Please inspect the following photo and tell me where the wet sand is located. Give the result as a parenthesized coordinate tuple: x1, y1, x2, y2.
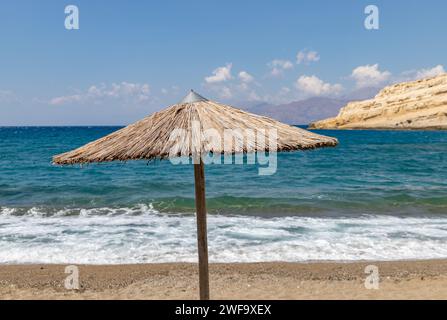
(1, 260, 447, 299)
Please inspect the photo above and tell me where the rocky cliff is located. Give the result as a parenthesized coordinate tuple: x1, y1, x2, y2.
(309, 74, 447, 130)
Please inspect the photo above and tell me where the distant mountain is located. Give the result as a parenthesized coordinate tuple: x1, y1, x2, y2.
(240, 101, 275, 114)
(234, 89, 382, 125)
(246, 97, 349, 125)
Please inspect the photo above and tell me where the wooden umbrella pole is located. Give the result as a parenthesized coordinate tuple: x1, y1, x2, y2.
(194, 158, 210, 300)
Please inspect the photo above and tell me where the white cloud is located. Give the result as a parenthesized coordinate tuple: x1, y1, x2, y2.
(0, 90, 19, 103)
(295, 75, 343, 96)
(205, 63, 233, 84)
(0, 90, 13, 97)
(161, 85, 179, 95)
(296, 50, 320, 64)
(50, 82, 151, 105)
(271, 59, 293, 69)
(50, 94, 83, 105)
(247, 90, 260, 101)
(395, 65, 445, 83)
(237, 71, 257, 92)
(238, 71, 254, 83)
(351, 64, 391, 88)
(268, 59, 293, 77)
(279, 87, 291, 95)
(414, 65, 445, 80)
(204, 66, 261, 102)
(219, 86, 233, 99)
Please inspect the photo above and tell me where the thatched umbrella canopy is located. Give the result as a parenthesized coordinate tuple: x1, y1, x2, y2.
(53, 90, 338, 299)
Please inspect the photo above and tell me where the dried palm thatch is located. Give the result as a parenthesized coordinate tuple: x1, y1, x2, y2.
(53, 91, 338, 164)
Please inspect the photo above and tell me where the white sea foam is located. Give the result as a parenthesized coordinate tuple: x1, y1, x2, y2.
(1, 205, 447, 264)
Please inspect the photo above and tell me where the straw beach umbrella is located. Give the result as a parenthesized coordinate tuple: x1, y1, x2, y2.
(53, 90, 338, 299)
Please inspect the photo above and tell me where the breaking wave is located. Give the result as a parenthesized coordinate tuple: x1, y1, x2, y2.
(1, 204, 447, 264)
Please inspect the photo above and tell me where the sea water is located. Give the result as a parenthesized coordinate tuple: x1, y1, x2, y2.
(1, 126, 447, 264)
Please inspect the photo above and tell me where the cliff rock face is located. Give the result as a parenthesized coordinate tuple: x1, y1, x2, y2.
(309, 74, 447, 130)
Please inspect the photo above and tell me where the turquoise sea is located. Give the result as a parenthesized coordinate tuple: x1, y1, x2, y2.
(1, 126, 447, 263)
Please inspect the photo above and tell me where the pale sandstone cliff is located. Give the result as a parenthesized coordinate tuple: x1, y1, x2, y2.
(309, 73, 447, 130)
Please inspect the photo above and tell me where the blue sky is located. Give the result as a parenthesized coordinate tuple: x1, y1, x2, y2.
(0, 0, 446, 125)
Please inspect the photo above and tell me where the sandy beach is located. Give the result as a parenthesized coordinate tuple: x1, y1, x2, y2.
(0, 260, 446, 300)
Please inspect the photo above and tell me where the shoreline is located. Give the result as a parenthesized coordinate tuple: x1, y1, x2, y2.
(1, 259, 446, 299)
